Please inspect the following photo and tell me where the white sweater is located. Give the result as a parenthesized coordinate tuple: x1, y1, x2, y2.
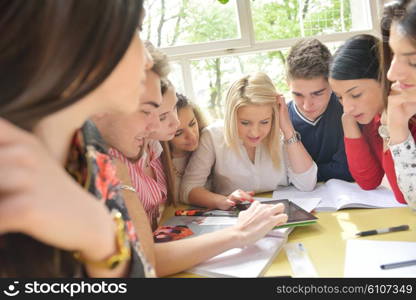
(180, 122, 317, 203)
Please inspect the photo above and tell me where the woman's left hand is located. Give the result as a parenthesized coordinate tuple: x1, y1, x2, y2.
(276, 94, 295, 138)
(388, 82, 416, 127)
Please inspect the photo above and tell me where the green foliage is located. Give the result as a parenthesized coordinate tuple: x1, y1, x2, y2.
(253, 1, 301, 41)
(183, 4, 237, 43)
(217, 0, 229, 3)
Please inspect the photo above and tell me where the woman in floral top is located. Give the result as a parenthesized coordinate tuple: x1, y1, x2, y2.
(0, 0, 156, 277)
(381, 0, 416, 211)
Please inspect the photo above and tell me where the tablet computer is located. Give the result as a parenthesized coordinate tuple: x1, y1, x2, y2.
(236, 199, 318, 229)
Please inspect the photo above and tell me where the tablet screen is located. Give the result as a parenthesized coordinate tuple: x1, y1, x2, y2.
(238, 199, 317, 225)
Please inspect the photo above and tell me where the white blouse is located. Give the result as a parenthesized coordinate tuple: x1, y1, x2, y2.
(180, 122, 317, 203)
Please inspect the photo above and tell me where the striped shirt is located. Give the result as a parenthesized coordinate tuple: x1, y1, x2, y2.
(109, 140, 167, 231)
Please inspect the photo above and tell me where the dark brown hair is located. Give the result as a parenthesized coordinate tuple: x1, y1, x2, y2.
(0, 0, 144, 130)
(330, 34, 381, 81)
(380, 0, 415, 108)
(0, 0, 144, 277)
(286, 38, 332, 80)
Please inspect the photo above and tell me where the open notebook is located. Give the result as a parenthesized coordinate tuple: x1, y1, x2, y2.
(272, 179, 405, 211)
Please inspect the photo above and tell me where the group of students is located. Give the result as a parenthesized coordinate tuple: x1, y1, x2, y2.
(0, 0, 415, 278)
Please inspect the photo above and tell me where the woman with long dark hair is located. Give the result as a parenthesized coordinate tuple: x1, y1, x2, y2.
(328, 34, 412, 206)
(380, 0, 416, 210)
(0, 0, 157, 277)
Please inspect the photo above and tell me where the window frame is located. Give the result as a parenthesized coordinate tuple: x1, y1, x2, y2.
(156, 0, 384, 103)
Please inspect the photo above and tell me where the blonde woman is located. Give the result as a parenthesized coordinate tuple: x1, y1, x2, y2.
(181, 72, 317, 210)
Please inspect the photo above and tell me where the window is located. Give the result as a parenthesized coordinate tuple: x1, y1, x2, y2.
(144, 0, 239, 48)
(145, 0, 382, 121)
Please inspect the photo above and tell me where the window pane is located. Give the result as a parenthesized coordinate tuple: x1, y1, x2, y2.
(252, 0, 371, 41)
(143, 0, 240, 48)
(189, 42, 343, 121)
(168, 62, 185, 94)
(190, 51, 287, 121)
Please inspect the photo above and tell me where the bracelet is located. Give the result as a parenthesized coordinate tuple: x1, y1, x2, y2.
(119, 184, 136, 193)
(283, 131, 301, 145)
(73, 210, 131, 270)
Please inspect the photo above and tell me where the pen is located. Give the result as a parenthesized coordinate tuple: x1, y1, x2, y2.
(380, 259, 416, 270)
(355, 224, 409, 237)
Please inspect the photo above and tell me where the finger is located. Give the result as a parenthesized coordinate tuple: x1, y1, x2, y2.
(0, 195, 26, 233)
(224, 199, 236, 209)
(0, 143, 36, 167)
(0, 118, 33, 145)
(390, 81, 401, 93)
(244, 200, 260, 213)
(272, 213, 288, 227)
(0, 165, 32, 192)
(269, 203, 285, 214)
(238, 190, 254, 201)
(227, 196, 242, 204)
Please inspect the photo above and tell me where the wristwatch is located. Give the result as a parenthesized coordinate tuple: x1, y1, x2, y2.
(73, 210, 131, 270)
(283, 131, 301, 145)
(378, 124, 390, 144)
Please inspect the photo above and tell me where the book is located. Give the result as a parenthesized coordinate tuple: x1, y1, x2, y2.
(272, 179, 405, 212)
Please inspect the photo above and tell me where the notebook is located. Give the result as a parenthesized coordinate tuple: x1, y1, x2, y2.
(272, 179, 405, 211)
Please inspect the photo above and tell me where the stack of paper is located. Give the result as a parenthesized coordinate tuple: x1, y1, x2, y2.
(189, 236, 287, 278)
(163, 214, 291, 277)
(344, 240, 416, 277)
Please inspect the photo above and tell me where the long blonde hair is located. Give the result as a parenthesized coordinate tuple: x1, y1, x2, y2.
(224, 72, 281, 169)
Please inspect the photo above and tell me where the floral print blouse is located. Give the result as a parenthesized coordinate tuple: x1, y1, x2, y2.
(389, 133, 416, 211)
(66, 120, 155, 277)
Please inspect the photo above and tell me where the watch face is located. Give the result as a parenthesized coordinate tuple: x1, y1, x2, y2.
(378, 125, 389, 139)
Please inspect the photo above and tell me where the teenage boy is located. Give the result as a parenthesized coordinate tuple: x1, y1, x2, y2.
(286, 38, 353, 182)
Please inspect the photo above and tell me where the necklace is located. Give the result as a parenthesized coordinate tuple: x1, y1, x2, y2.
(172, 164, 184, 178)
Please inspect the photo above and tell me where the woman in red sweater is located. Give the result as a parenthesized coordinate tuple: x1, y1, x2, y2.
(328, 34, 410, 204)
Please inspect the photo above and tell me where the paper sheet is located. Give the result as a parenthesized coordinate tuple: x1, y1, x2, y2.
(189, 236, 286, 277)
(344, 240, 416, 277)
